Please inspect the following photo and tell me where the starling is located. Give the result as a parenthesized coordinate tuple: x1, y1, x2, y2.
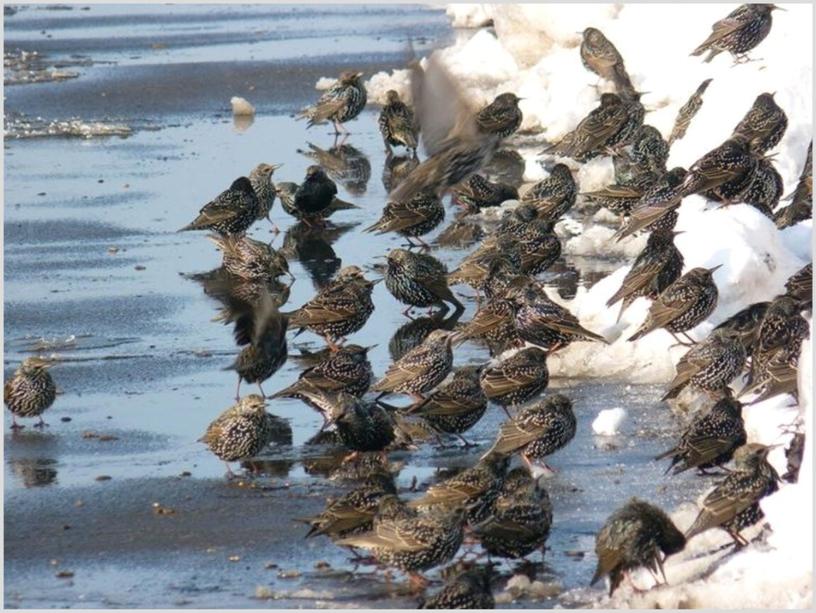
(484, 394, 577, 473)
(782, 432, 805, 483)
(298, 142, 371, 196)
(482, 148, 526, 187)
(287, 165, 340, 221)
(507, 281, 608, 352)
(271, 344, 373, 416)
(382, 152, 420, 193)
(302, 472, 397, 539)
(180, 176, 259, 235)
(662, 329, 747, 401)
(472, 468, 553, 559)
(419, 564, 495, 609)
(691, 4, 780, 63)
(299, 70, 367, 134)
(452, 174, 519, 213)
(453, 294, 526, 357)
(364, 190, 445, 247)
(434, 216, 485, 249)
(276, 180, 358, 224)
(685, 443, 780, 547)
(579, 27, 632, 93)
(209, 234, 292, 283)
(541, 93, 627, 162)
(388, 311, 462, 363)
(668, 79, 713, 145)
(227, 293, 289, 399)
(448, 245, 522, 301)
(378, 90, 418, 152)
(741, 156, 783, 217)
(656, 396, 747, 475)
(480, 347, 550, 415)
(784, 263, 812, 309)
(614, 167, 688, 238)
(372, 330, 453, 403)
(384, 248, 463, 315)
(495, 203, 548, 237)
(322, 392, 396, 454)
(409, 454, 509, 525)
(591, 498, 686, 596)
(732, 92, 788, 155)
(406, 365, 488, 444)
(774, 143, 812, 229)
(248, 162, 282, 224)
(582, 172, 656, 218)
(606, 229, 684, 322)
(517, 223, 562, 276)
(712, 300, 770, 354)
(337, 504, 466, 587)
(628, 266, 721, 345)
(4, 357, 56, 429)
(630, 125, 670, 178)
(287, 266, 377, 351)
(522, 163, 577, 223)
(198, 394, 283, 477)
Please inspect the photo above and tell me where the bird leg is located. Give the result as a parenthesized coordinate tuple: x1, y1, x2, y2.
(408, 572, 429, 593)
(727, 529, 750, 549)
(680, 331, 698, 345)
(669, 332, 694, 347)
(235, 377, 243, 402)
(257, 382, 267, 398)
(501, 405, 513, 418)
(341, 451, 361, 464)
(409, 393, 426, 404)
(266, 215, 280, 234)
(655, 554, 669, 585)
(324, 335, 342, 352)
(10, 417, 24, 430)
(34, 416, 48, 428)
(224, 463, 236, 480)
(402, 305, 415, 318)
(455, 434, 476, 448)
(414, 236, 431, 250)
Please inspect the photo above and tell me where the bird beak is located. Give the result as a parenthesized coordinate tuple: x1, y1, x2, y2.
(772, 5, 785, 11)
(364, 344, 378, 352)
(355, 72, 364, 78)
(672, 230, 685, 237)
(707, 264, 724, 274)
(270, 163, 283, 171)
(371, 278, 384, 285)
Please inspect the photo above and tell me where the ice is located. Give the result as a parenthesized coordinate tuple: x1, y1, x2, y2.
(230, 96, 254, 116)
(365, 68, 413, 105)
(591, 407, 627, 436)
(444, 4, 493, 29)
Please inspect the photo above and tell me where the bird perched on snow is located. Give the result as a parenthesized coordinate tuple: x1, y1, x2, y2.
(691, 4, 781, 64)
(4, 357, 56, 430)
(383, 248, 463, 316)
(364, 190, 445, 248)
(731, 92, 788, 155)
(372, 329, 453, 403)
(685, 443, 780, 547)
(628, 266, 721, 345)
(248, 163, 282, 226)
(741, 156, 783, 218)
(180, 176, 259, 235)
(378, 89, 418, 153)
(299, 70, 367, 134)
(784, 262, 812, 309)
(541, 93, 627, 162)
(774, 142, 812, 229)
(629, 125, 670, 179)
(591, 498, 686, 596)
(712, 301, 770, 354)
(612, 167, 688, 237)
(521, 163, 577, 223)
(668, 79, 713, 145)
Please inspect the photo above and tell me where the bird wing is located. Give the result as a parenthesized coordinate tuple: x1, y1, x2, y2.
(487, 415, 544, 456)
(373, 347, 431, 392)
(481, 364, 541, 399)
(590, 529, 624, 586)
(606, 257, 664, 308)
(336, 519, 428, 551)
(304, 87, 349, 125)
(585, 183, 643, 201)
(686, 473, 759, 537)
(455, 304, 511, 340)
(673, 435, 735, 474)
(663, 345, 708, 392)
(691, 15, 745, 56)
(289, 290, 359, 327)
(539, 304, 608, 344)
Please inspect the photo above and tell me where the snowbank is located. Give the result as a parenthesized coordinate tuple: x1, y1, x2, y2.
(591, 407, 627, 436)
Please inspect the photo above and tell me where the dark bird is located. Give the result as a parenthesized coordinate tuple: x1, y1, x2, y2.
(522, 163, 577, 223)
(784, 262, 812, 309)
(372, 330, 453, 403)
(579, 27, 633, 93)
(406, 365, 487, 445)
(180, 177, 259, 235)
(198, 394, 283, 478)
(691, 4, 781, 63)
(541, 93, 628, 162)
(4, 357, 56, 429)
(712, 300, 770, 353)
(614, 167, 688, 238)
(685, 443, 780, 547)
(378, 89, 418, 152)
(484, 394, 577, 474)
(782, 432, 805, 483)
(382, 152, 420, 193)
(285, 165, 341, 222)
(774, 142, 812, 229)
(668, 79, 713, 145)
(741, 156, 783, 218)
(591, 498, 686, 596)
(384, 248, 463, 316)
(298, 70, 367, 134)
(248, 162, 283, 226)
(364, 190, 445, 248)
(452, 294, 525, 356)
(606, 228, 684, 322)
(628, 266, 721, 345)
(419, 564, 495, 609)
(517, 222, 562, 276)
(209, 234, 292, 283)
(655, 396, 747, 475)
(324, 392, 396, 456)
(452, 174, 519, 213)
(662, 329, 747, 401)
(630, 125, 670, 178)
(582, 171, 657, 219)
(276, 180, 359, 224)
(472, 468, 553, 559)
(480, 347, 549, 416)
(287, 266, 377, 351)
(732, 92, 788, 155)
(298, 142, 371, 196)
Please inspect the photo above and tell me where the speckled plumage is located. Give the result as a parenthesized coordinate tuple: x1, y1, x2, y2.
(378, 90, 418, 151)
(774, 143, 812, 229)
(453, 174, 518, 213)
(4, 357, 56, 427)
(691, 4, 778, 63)
(199, 394, 280, 464)
(209, 234, 291, 283)
(180, 176, 259, 235)
(742, 156, 783, 217)
(732, 92, 788, 155)
(668, 79, 712, 145)
(784, 263, 812, 309)
(630, 125, 670, 178)
(522, 163, 577, 223)
(616, 167, 687, 238)
(365, 190, 445, 241)
(712, 301, 770, 354)
(385, 249, 462, 312)
(453, 295, 525, 356)
(248, 163, 282, 221)
(419, 565, 495, 609)
(542, 93, 628, 162)
(662, 329, 747, 400)
(328, 393, 396, 453)
(299, 70, 367, 130)
(408, 365, 488, 437)
(480, 347, 549, 410)
(580, 27, 632, 92)
(373, 330, 453, 400)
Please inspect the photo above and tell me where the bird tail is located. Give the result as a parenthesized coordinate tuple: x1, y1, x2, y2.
(363, 220, 382, 233)
(331, 197, 360, 211)
(660, 386, 681, 402)
(179, 220, 203, 232)
(626, 323, 650, 343)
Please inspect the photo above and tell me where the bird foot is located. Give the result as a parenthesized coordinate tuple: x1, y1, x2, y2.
(10, 422, 25, 431)
(33, 420, 49, 429)
(408, 573, 429, 593)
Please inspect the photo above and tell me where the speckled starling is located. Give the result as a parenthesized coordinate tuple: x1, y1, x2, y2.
(448, 238, 522, 294)
(663, 329, 747, 401)
(774, 143, 812, 229)
(741, 156, 783, 217)
(583, 172, 656, 218)
(507, 281, 608, 352)
(452, 174, 519, 213)
(784, 263, 812, 309)
(276, 180, 359, 224)
(382, 151, 420, 193)
(517, 223, 562, 276)
(302, 472, 397, 539)
(419, 564, 495, 609)
(615, 167, 687, 238)
(712, 300, 770, 354)
(541, 93, 628, 162)
(732, 92, 788, 155)
(248, 163, 282, 225)
(522, 163, 577, 223)
(685, 443, 779, 547)
(409, 454, 509, 525)
(180, 176, 259, 235)
(480, 347, 549, 414)
(298, 142, 371, 196)
(287, 266, 378, 351)
(630, 125, 670, 178)
(452, 293, 525, 355)
(435, 216, 485, 249)
(472, 468, 553, 559)
(379, 90, 419, 152)
(591, 498, 686, 596)
(198, 394, 283, 477)
(373, 330, 453, 403)
(323, 392, 396, 455)
(691, 4, 780, 63)
(628, 266, 721, 344)
(668, 79, 713, 145)
(209, 234, 292, 283)
(656, 396, 747, 475)
(484, 394, 577, 474)
(4, 357, 56, 429)
(364, 190, 445, 247)
(607, 229, 684, 321)
(299, 70, 367, 134)
(580, 27, 632, 92)
(407, 365, 488, 443)
(388, 312, 461, 363)
(385, 249, 463, 315)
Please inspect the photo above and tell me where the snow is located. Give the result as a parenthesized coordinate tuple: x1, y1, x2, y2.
(445, 4, 494, 29)
(230, 96, 254, 116)
(591, 407, 627, 436)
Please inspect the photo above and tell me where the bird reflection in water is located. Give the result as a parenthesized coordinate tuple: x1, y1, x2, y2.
(281, 221, 357, 290)
(298, 142, 371, 196)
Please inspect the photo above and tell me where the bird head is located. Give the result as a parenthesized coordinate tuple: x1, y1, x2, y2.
(386, 248, 411, 268)
(304, 165, 325, 180)
(581, 27, 606, 44)
(424, 329, 453, 347)
(339, 71, 364, 84)
(20, 356, 53, 373)
(492, 92, 522, 107)
(239, 394, 268, 415)
(385, 89, 400, 103)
